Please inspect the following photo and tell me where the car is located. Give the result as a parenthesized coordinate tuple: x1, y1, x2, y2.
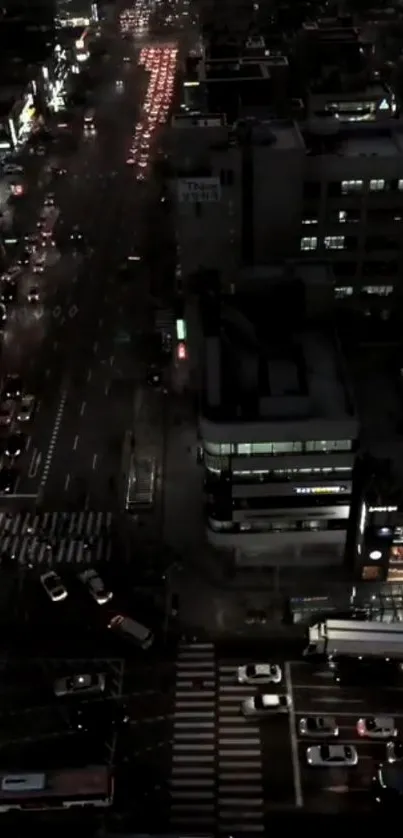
(386, 740, 403, 763)
(241, 693, 291, 718)
(32, 254, 45, 273)
(44, 193, 55, 207)
(237, 663, 282, 685)
(299, 716, 339, 738)
(53, 672, 106, 698)
(17, 394, 35, 423)
(17, 250, 31, 266)
(357, 716, 398, 739)
(70, 701, 130, 733)
(306, 744, 358, 767)
(4, 433, 25, 459)
(0, 401, 14, 426)
(0, 303, 6, 325)
(0, 281, 17, 303)
(126, 157, 135, 165)
(3, 375, 22, 399)
(78, 568, 113, 605)
(373, 761, 403, 805)
(40, 570, 68, 602)
(27, 286, 39, 303)
(245, 609, 267, 625)
(0, 467, 18, 494)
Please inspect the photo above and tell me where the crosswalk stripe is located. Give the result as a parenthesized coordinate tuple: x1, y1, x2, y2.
(0, 512, 113, 565)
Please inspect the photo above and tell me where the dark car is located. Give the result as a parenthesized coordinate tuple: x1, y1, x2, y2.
(17, 250, 31, 266)
(4, 433, 25, 459)
(0, 281, 17, 304)
(3, 374, 22, 400)
(69, 701, 130, 734)
(0, 468, 18, 494)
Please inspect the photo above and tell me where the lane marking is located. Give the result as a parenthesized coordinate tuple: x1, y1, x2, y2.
(80, 401, 86, 416)
(104, 382, 109, 395)
(39, 390, 68, 490)
(285, 661, 303, 808)
(64, 473, 70, 491)
(109, 354, 114, 366)
(92, 453, 98, 470)
(73, 435, 79, 450)
(87, 369, 92, 382)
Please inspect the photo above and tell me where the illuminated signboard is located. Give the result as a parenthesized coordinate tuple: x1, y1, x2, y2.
(295, 486, 347, 495)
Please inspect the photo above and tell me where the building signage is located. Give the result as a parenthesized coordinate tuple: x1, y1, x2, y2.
(177, 177, 221, 203)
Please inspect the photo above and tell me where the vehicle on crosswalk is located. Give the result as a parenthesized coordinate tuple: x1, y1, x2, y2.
(386, 740, 403, 763)
(357, 716, 398, 739)
(299, 716, 339, 738)
(78, 568, 113, 605)
(40, 571, 68, 603)
(237, 663, 282, 685)
(17, 394, 35, 423)
(54, 672, 106, 698)
(108, 614, 154, 649)
(241, 693, 291, 718)
(306, 744, 358, 767)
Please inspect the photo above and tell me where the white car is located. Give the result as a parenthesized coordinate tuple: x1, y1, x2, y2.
(237, 663, 282, 685)
(306, 744, 358, 767)
(40, 571, 68, 602)
(299, 716, 339, 738)
(357, 716, 398, 739)
(241, 693, 291, 718)
(32, 254, 45, 273)
(78, 568, 113, 605)
(53, 672, 106, 697)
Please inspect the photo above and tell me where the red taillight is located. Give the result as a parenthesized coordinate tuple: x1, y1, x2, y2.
(177, 342, 187, 360)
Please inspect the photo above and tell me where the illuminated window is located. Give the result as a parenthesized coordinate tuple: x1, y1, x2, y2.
(369, 179, 385, 192)
(300, 236, 317, 251)
(334, 286, 353, 298)
(341, 179, 363, 194)
(362, 285, 393, 296)
(302, 217, 318, 225)
(324, 236, 345, 250)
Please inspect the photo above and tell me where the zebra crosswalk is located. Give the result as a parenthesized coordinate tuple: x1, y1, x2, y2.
(0, 511, 113, 566)
(218, 664, 264, 833)
(169, 642, 265, 833)
(171, 641, 216, 831)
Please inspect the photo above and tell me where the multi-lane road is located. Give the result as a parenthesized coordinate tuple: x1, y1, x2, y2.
(2, 24, 164, 514)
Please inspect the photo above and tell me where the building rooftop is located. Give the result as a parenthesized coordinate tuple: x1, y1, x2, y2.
(302, 120, 403, 157)
(201, 290, 355, 428)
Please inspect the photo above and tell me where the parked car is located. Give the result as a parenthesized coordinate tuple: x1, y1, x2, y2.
(40, 571, 68, 602)
(306, 744, 358, 767)
(54, 672, 106, 697)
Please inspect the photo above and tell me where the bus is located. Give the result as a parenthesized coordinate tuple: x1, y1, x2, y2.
(0, 766, 114, 812)
(125, 455, 156, 511)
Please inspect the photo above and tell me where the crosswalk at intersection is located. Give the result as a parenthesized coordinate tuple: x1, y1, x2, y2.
(0, 510, 113, 565)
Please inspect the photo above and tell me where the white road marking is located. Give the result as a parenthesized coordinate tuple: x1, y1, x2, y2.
(64, 473, 70, 490)
(80, 401, 86, 416)
(104, 382, 109, 395)
(28, 450, 41, 479)
(25, 436, 31, 451)
(285, 661, 303, 808)
(39, 390, 68, 490)
(87, 369, 92, 382)
(92, 454, 98, 470)
(73, 434, 79, 450)
(315, 697, 364, 704)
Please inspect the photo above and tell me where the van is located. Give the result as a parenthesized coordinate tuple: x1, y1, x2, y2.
(108, 614, 154, 649)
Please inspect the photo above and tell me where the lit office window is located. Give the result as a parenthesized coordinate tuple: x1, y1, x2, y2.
(300, 236, 317, 251)
(324, 236, 345, 250)
(369, 179, 385, 192)
(334, 286, 353, 298)
(302, 217, 318, 225)
(362, 285, 394, 296)
(341, 179, 363, 194)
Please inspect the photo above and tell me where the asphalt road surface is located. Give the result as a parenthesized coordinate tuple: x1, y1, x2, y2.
(3, 28, 163, 511)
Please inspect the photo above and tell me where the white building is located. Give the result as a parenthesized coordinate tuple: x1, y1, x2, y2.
(168, 115, 403, 310)
(199, 279, 358, 567)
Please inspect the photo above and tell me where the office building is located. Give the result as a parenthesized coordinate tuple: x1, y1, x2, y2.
(55, 0, 98, 29)
(199, 272, 358, 567)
